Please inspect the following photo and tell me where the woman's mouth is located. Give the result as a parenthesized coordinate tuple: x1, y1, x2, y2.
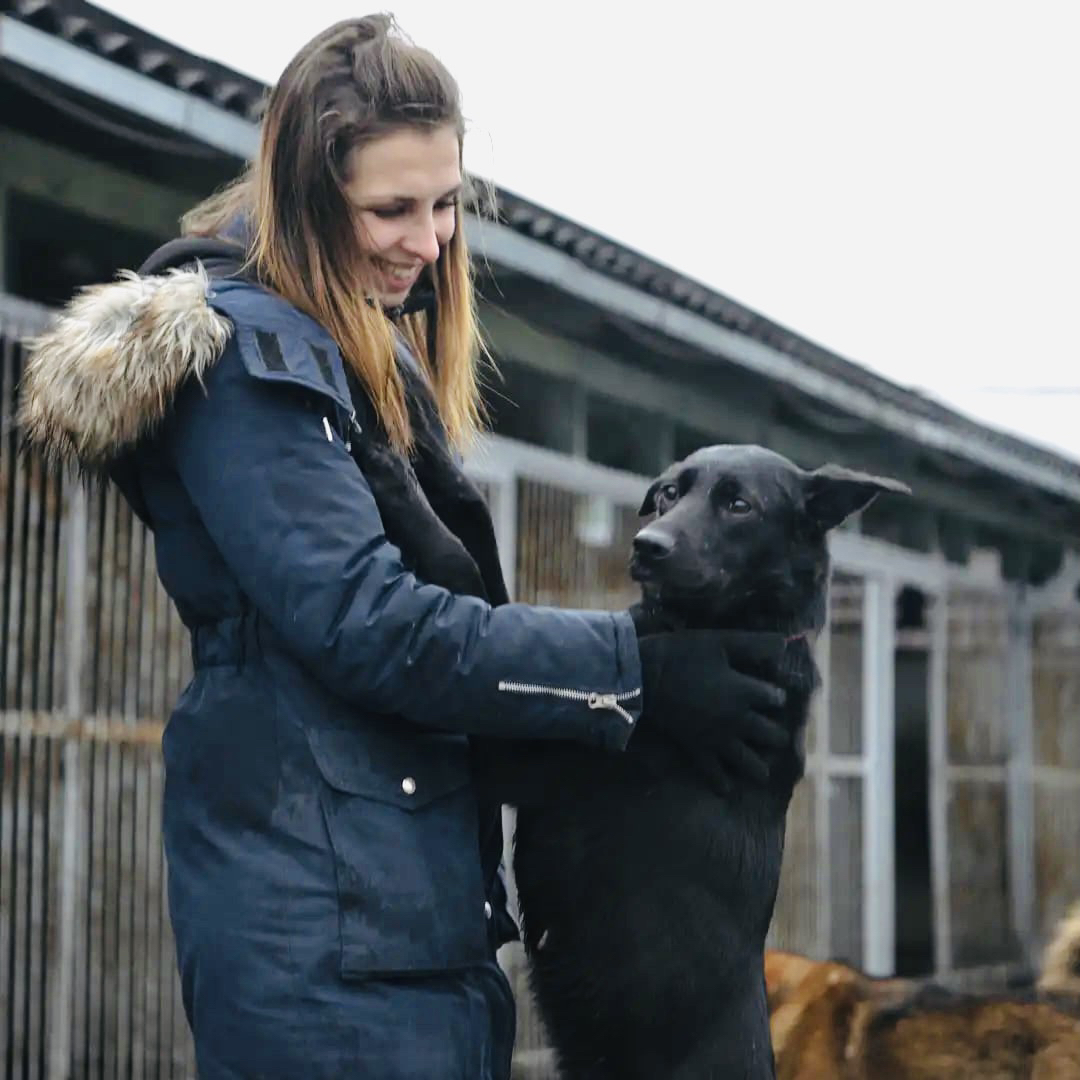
(376, 260, 421, 292)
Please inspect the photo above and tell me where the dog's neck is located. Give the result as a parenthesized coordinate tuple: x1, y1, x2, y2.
(638, 588, 826, 642)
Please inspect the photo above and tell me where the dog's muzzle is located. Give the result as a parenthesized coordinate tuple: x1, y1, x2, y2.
(632, 525, 675, 563)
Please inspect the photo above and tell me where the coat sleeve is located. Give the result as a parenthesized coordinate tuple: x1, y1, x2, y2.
(166, 339, 642, 751)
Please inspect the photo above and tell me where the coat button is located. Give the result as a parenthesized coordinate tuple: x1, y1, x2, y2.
(484, 901, 493, 920)
(401, 776, 416, 796)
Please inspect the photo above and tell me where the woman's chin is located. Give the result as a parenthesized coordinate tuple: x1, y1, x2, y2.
(378, 285, 412, 308)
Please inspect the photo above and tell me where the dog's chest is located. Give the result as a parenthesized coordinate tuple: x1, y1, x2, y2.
(584, 763, 789, 911)
(677, 785, 787, 900)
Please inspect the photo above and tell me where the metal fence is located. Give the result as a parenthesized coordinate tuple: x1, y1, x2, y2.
(1032, 610, 1080, 939)
(1, 295, 196, 1080)
(3, 293, 1080, 1079)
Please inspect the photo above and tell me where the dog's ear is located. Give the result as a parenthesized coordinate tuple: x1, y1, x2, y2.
(804, 465, 911, 531)
(638, 479, 662, 517)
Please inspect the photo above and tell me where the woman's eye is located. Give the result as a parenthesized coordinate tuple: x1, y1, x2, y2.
(371, 201, 455, 221)
(728, 497, 752, 514)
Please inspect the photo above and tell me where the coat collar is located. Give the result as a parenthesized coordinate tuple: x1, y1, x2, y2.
(19, 264, 232, 469)
(19, 226, 438, 471)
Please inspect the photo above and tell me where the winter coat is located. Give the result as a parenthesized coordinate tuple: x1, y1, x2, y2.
(19, 251, 643, 1079)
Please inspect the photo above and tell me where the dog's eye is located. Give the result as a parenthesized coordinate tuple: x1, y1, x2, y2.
(727, 497, 752, 515)
(659, 483, 679, 504)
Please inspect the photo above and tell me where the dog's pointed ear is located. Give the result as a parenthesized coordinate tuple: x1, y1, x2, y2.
(804, 465, 911, 531)
(639, 479, 662, 517)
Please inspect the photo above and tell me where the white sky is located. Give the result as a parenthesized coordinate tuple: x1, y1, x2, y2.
(97, 0, 1080, 465)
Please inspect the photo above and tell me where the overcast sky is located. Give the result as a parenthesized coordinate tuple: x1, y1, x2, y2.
(97, 0, 1080, 464)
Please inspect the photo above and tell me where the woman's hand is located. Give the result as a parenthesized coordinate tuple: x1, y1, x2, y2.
(632, 627, 791, 794)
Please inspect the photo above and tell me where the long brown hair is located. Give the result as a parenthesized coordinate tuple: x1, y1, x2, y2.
(182, 15, 485, 451)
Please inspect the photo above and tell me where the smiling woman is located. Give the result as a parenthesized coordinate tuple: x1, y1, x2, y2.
(344, 127, 462, 305)
(179, 15, 481, 453)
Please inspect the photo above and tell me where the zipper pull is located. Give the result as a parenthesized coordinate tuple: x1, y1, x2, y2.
(588, 692, 635, 726)
(347, 410, 363, 452)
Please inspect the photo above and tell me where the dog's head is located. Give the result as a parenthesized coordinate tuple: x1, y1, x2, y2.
(765, 949, 825, 1013)
(631, 445, 909, 627)
(1038, 901, 1080, 998)
(764, 953, 870, 1072)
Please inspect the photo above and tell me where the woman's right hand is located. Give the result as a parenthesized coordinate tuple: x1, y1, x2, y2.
(633, 628, 790, 793)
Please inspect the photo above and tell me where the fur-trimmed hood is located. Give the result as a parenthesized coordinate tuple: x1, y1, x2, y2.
(18, 264, 232, 468)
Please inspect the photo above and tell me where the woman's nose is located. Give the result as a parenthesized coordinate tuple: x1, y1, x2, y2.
(403, 218, 441, 264)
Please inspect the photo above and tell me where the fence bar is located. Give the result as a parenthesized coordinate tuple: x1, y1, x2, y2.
(1006, 593, 1036, 962)
(863, 574, 897, 975)
(928, 589, 952, 972)
(47, 479, 86, 1080)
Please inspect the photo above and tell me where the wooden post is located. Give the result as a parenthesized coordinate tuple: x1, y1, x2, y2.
(48, 477, 87, 1080)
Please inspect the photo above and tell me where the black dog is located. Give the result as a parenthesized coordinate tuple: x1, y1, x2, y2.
(355, 431, 907, 1079)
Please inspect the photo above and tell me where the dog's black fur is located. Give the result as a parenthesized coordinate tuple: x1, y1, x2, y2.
(355, 427, 907, 1079)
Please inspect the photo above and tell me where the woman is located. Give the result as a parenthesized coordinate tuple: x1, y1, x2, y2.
(20, 16, 787, 1078)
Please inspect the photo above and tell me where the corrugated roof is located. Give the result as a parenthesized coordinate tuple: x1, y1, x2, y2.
(1, 0, 265, 120)
(4, 0, 1078, 494)
(494, 188, 1079, 490)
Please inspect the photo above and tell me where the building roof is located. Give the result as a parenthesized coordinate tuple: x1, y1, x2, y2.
(494, 189, 1079, 495)
(1, 0, 265, 119)
(3, 0, 1078, 503)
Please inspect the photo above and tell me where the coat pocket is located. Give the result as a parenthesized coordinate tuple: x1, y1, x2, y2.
(305, 725, 492, 979)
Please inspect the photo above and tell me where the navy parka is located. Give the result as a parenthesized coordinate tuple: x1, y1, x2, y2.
(20, 266, 643, 1078)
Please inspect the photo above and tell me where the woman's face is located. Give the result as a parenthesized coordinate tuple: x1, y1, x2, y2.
(344, 125, 462, 306)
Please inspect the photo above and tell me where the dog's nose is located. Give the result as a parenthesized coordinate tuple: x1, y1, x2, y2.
(632, 527, 675, 561)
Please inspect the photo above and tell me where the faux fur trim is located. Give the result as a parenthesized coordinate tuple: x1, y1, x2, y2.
(17, 265, 231, 468)
(1039, 901, 1080, 996)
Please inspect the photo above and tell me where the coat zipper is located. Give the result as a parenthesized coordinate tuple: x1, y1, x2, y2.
(322, 410, 363, 452)
(497, 681, 640, 725)
(324, 410, 363, 451)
